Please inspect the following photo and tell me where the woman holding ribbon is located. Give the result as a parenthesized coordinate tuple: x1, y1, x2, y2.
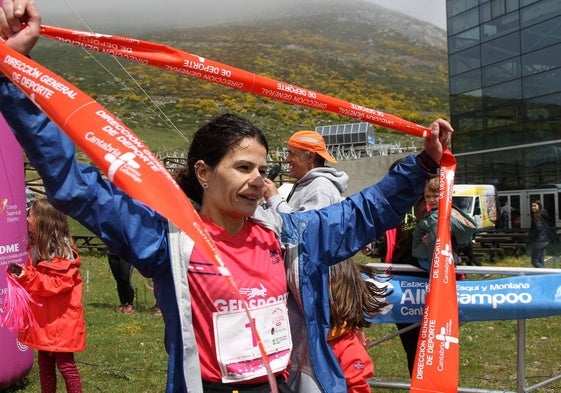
(0, 1, 453, 392)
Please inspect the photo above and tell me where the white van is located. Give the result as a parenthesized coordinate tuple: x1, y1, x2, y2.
(452, 184, 498, 229)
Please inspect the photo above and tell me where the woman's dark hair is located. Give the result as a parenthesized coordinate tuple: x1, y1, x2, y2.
(174, 113, 268, 205)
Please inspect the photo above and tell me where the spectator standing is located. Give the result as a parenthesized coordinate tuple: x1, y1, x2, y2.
(107, 252, 135, 314)
(8, 199, 85, 393)
(412, 177, 477, 271)
(328, 156, 427, 378)
(528, 200, 550, 268)
(383, 187, 429, 376)
(263, 130, 386, 392)
(263, 130, 348, 212)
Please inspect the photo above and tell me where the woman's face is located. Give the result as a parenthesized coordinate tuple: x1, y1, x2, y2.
(531, 203, 539, 212)
(199, 137, 268, 232)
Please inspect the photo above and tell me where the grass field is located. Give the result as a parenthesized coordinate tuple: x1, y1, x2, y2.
(4, 248, 561, 393)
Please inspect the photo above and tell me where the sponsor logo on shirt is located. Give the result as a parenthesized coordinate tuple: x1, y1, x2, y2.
(240, 283, 267, 299)
(214, 283, 288, 312)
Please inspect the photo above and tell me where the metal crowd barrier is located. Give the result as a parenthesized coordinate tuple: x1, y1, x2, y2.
(364, 263, 561, 393)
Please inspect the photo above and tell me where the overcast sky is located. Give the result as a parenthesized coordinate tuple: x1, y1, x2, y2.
(37, 0, 447, 30)
(369, 0, 446, 29)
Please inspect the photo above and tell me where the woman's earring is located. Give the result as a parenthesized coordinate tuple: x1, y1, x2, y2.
(202, 183, 208, 189)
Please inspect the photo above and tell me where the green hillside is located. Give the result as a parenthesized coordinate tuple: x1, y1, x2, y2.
(31, 0, 448, 153)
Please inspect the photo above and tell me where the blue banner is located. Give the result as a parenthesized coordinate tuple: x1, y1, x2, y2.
(369, 274, 561, 324)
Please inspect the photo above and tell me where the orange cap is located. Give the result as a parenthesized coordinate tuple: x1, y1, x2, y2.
(287, 131, 337, 163)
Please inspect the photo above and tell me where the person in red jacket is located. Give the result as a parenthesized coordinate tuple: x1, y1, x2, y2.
(8, 198, 86, 393)
(326, 262, 388, 392)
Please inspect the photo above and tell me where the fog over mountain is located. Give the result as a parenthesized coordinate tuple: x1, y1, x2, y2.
(38, 0, 446, 33)
(32, 0, 449, 150)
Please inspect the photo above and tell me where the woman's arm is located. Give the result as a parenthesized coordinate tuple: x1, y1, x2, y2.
(283, 154, 436, 265)
(0, 80, 170, 278)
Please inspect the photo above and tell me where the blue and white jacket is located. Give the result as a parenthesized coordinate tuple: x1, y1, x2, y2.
(0, 78, 436, 393)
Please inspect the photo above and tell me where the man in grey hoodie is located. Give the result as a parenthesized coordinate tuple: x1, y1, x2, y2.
(263, 130, 348, 212)
(262, 130, 379, 392)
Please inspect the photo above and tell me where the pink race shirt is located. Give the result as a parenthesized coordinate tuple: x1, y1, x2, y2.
(188, 216, 291, 384)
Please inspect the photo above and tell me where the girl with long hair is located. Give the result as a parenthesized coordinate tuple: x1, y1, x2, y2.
(8, 199, 85, 393)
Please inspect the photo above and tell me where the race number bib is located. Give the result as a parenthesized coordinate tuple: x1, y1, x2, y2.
(213, 301, 292, 383)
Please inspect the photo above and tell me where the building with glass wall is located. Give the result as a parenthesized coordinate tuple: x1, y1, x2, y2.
(447, 0, 561, 192)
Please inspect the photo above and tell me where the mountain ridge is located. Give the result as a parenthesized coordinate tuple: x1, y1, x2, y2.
(43, 0, 446, 49)
(34, 0, 449, 150)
